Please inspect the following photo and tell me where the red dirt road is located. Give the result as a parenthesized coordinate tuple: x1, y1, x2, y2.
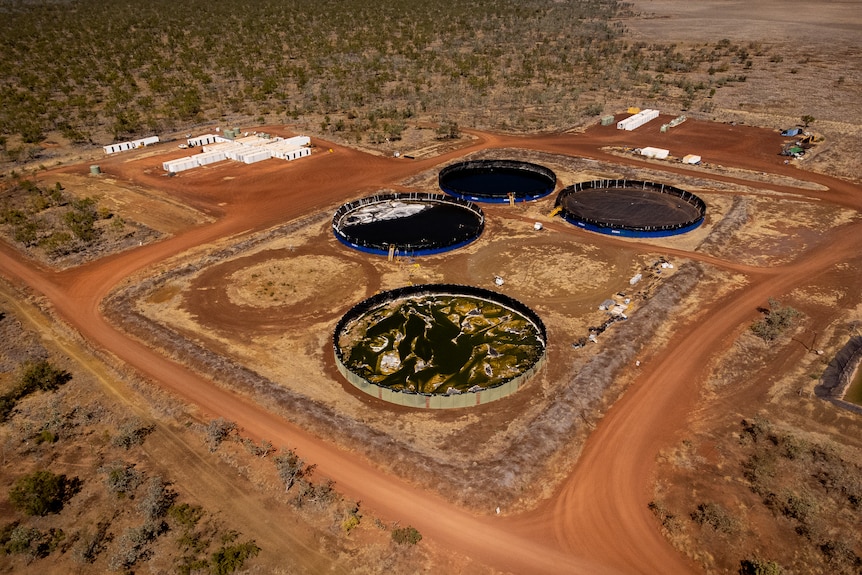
(2, 121, 860, 574)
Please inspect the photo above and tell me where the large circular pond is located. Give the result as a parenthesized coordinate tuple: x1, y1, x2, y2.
(438, 159, 556, 203)
(555, 179, 705, 237)
(333, 192, 484, 256)
(334, 284, 546, 408)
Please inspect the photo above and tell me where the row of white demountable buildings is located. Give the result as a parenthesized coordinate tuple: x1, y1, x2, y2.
(162, 134, 312, 174)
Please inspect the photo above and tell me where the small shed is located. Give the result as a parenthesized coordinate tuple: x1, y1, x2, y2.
(640, 147, 669, 159)
(682, 154, 702, 165)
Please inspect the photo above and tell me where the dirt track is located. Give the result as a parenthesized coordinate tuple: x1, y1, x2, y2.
(1, 120, 861, 574)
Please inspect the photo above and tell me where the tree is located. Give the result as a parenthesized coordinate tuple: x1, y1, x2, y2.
(111, 417, 155, 450)
(16, 360, 72, 395)
(9, 470, 72, 516)
(205, 418, 237, 452)
(801, 114, 815, 128)
(435, 120, 460, 140)
(138, 476, 176, 521)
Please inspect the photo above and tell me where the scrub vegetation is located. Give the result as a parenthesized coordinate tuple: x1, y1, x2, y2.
(0, 0, 765, 161)
(0, 176, 159, 266)
(0, 303, 433, 573)
(651, 418, 862, 574)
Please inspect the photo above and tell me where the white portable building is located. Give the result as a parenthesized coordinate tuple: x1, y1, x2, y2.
(240, 149, 272, 164)
(104, 135, 160, 154)
(640, 147, 669, 159)
(682, 154, 702, 165)
(223, 145, 246, 161)
(162, 156, 198, 173)
(235, 135, 269, 147)
(617, 109, 659, 131)
(267, 136, 311, 161)
(188, 134, 221, 147)
(202, 141, 239, 153)
(195, 150, 227, 166)
(282, 135, 311, 148)
(274, 146, 311, 161)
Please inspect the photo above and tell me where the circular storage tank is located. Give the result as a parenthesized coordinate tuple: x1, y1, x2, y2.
(438, 159, 556, 203)
(554, 179, 705, 237)
(332, 192, 484, 257)
(334, 284, 547, 408)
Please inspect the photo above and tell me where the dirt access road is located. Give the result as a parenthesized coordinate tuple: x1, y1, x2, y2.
(1, 120, 861, 574)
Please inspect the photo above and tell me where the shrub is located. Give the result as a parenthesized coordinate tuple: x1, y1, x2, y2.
(210, 539, 261, 575)
(98, 460, 143, 498)
(3, 525, 64, 559)
(274, 448, 314, 492)
(750, 299, 800, 342)
(341, 502, 362, 534)
(205, 418, 237, 452)
(71, 522, 110, 564)
(168, 502, 205, 529)
(111, 418, 155, 450)
(739, 557, 782, 575)
(690, 502, 737, 534)
(242, 438, 272, 458)
(648, 500, 680, 533)
(0, 360, 72, 422)
(392, 526, 422, 545)
(108, 523, 158, 571)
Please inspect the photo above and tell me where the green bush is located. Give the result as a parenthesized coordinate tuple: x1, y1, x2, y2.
(16, 360, 72, 395)
(391, 526, 422, 545)
(210, 540, 260, 575)
(739, 557, 782, 575)
(8, 470, 71, 516)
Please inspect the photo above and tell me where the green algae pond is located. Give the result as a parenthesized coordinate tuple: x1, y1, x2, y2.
(337, 292, 545, 394)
